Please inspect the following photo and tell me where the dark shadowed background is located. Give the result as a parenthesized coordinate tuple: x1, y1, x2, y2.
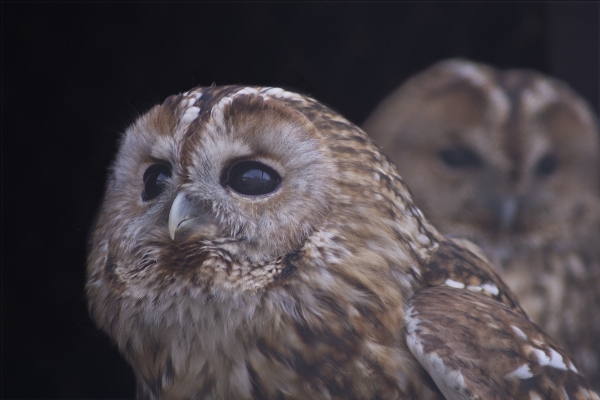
(2, 2, 599, 398)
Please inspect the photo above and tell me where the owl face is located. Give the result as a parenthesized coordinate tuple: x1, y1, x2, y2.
(364, 59, 600, 246)
(105, 87, 336, 270)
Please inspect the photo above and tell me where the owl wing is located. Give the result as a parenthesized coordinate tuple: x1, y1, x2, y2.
(405, 241, 599, 399)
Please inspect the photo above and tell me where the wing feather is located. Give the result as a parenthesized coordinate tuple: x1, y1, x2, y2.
(405, 286, 599, 399)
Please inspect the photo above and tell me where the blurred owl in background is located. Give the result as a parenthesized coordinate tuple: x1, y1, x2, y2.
(363, 58, 600, 387)
(86, 85, 599, 399)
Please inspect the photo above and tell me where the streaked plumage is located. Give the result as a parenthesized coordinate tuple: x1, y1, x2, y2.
(87, 85, 598, 398)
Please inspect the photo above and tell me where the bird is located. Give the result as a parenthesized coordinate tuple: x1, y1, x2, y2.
(86, 84, 599, 399)
(363, 58, 600, 388)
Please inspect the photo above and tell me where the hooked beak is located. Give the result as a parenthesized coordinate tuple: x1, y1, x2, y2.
(168, 192, 193, 240)
(168, 192, 219, 241)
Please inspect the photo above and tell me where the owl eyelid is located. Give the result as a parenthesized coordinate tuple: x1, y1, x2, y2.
(146, 157, 173, 169)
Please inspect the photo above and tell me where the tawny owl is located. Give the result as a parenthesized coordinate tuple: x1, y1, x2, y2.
(363, 58, 600, 388)
(87, 85, 598, 399)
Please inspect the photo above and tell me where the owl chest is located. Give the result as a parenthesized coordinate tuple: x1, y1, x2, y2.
(134, 295, 431, 400)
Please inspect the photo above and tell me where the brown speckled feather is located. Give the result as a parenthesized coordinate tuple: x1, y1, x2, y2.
(407, 286, 598, 399)
(87, 85, 598, 399)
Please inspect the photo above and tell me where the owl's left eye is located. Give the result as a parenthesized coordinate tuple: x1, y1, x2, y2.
(225, 161, 281, 196)
(142, 164, 172, 201)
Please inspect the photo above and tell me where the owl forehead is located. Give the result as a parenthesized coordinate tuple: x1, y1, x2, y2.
(162, 85, 379, 164)
(441, 61, 573, 122)
(433, 63, 591, 167)
(173, 87, 325, 167)
(160, 85, 371, 146)
(167, 86, 310, 140)
(501, 71, 600, 166)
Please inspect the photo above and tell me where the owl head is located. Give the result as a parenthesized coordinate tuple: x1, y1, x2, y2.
(363, 59, 600, 250)
(97, 87, 336, 266)
(86, 85, 433, 347)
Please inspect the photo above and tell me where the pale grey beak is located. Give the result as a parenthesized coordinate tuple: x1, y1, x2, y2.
(499, 197, 518, 231)
(168, 192, 219, 241)
(168, 192, 193, 240)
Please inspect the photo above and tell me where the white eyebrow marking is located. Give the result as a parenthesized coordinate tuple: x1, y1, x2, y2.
(233, 87, 260, 96)
(260, 87, 306, 101)
(180, 106, 200, 125)
(521, 79, 559, 115)
(445, 60, 489, 87)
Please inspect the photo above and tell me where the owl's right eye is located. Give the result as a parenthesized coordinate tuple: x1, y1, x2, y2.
(142, 164, 172, 201)
(439, 147, 483, 169)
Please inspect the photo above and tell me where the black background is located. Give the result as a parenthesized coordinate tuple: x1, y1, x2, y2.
(2, 3, 599, 398)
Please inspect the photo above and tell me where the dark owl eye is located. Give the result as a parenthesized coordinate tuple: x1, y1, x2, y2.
(439, 147, 483, 169)
(535, 154, 559, 177)
(142, 164, 172, 201)
(225, 161, 281, 196)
